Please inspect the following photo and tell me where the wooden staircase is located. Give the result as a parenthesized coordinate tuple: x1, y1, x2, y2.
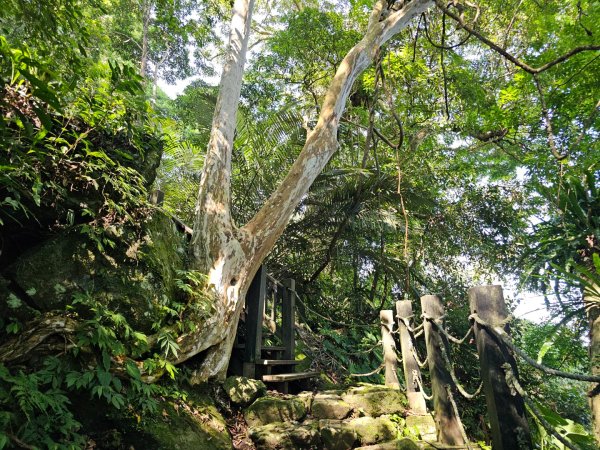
(230, 266, 318, 393)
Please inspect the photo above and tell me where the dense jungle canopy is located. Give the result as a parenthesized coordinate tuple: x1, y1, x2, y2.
(0, 0, 599, 448)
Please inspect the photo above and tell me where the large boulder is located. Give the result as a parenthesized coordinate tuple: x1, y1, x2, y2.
(245, 396, 307, 427)
(311, 393, 353, 420)
(2, 213, 186, 333)
(73, 390, 231, 450)
(348, 416, 398, 445)
(223, 376, 267, 406)
(342, 385, 408, 417)
(319, 420, 358, 450)
(250, 421, 321, 449)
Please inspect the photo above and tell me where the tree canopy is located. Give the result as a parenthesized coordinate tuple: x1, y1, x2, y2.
(0, 0, 599, 448)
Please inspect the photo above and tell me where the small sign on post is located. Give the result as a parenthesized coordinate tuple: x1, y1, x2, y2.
(148, 189, 164, 206)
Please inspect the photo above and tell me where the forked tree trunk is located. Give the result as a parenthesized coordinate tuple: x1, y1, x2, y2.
(184, 0, 434, 381)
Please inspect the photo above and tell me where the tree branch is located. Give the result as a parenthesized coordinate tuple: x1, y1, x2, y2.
(533, 75, 568, 161)
(242, 0, 434, 270)
(435, 0, 600, 75)
(191, 0, 254, 271)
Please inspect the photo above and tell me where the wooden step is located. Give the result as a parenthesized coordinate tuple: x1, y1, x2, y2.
(256, 359, 300, 366)
(262, 371, 320, 382)
(233, 345, 286, 352)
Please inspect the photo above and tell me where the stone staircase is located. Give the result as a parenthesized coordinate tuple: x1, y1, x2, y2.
(224, 378, 482, 450)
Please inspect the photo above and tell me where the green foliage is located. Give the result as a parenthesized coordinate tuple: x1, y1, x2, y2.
(0, 360, 86, 449)
(530, 402, 597, 450)
(0, 35, 162, 248)
(316, 325, 383, 384)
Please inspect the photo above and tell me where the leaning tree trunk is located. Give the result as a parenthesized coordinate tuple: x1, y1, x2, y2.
(584, 279, 600, 444)
(182, 0, 434, 381)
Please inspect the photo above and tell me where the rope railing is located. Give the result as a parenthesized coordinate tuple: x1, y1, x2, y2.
(350, 364, 384, 377)
(424, 314, 474, 345)
(502, 363, 580, 450)
(410, 346, 429, 368)
(439, 342, 483, 400)
(414, 372, 434, 400)
(396, 314, 424, 335)
(445, 384, 474, 450)
(470, 312, 600, 383)
(357, 286, 595, 450)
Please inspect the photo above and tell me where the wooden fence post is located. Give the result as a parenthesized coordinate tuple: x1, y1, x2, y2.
(243, 265, 267, 378)
(380, 310, 400, 389)
(421, 295, 465, 445)
(396, 300, 427, 414)
(282, 278, 296, 361)
(469, 285, 532, 450)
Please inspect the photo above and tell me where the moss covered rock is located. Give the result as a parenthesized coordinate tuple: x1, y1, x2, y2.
(311, 393, 353, 419)
(405, 414, 437, 441)
(73, 390, 231, 450)
(297, 391, 314, 412)
(355, 437, 422, 450)
(250, 421, 321, 449)
(348, 416, 398, 445)
(3, 213, 186, 333)
(245, 396, 307, 427)
(223, 375, 267, 406)
(318, 419, 357, 450)
(342, 384, 408, 417)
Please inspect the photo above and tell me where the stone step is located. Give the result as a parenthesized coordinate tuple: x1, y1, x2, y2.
(257, 359, 300, 366)
(356, 441, 483, 450)
(262, 371, 320, 382)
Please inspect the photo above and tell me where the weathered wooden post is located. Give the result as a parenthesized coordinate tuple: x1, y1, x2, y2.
(396, 300, 427, 414)
(282, 278, 296, 361)
(243, 265, 267, 378)
(469, 285, 532, 450)
(380, 310, 400, 389)
(421, 295, 465, 445)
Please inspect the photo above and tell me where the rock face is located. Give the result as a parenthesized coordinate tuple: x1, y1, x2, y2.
(245, 384, 429, 450)
(223, 376, 267, 406)
(1, 213, 187, 333)
(72, 389, 232, 450)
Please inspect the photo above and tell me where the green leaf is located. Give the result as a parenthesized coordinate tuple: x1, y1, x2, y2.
(96, 369, 111, 388)
(125, 361, 141, 380)
(593, 253, 600, 274)
(7, 294, 22, 309)
(536, 338, 554, 364)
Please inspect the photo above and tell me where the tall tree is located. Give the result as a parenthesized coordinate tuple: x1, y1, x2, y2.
(182, 0, 434, 380)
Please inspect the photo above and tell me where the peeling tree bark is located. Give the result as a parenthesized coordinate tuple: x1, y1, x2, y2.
(0, 0, 435, 382)
(183, 0, 434, 381)
(584, 282, 600, 445)
(0, 0, 436, 384)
